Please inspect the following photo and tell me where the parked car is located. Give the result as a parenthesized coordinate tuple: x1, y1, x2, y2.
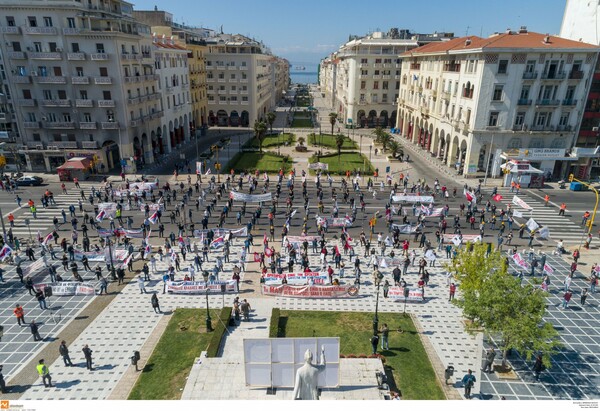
(16, 176, 43, 186)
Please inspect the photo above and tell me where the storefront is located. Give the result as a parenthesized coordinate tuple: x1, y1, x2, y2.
(501, 160, 545, 188)
(500, 148, 578, 180)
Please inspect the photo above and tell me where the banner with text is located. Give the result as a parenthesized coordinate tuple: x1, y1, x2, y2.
(33, 281, 96, 296)
(392, 195, 434, 203)
(512, 195, 532, 210)
(229, 191, 272, 203)
(262, 284, 359, 298)
(387, 286, 425, 302)
(166, 280, 238, 294)
(262, 272, 330, 285)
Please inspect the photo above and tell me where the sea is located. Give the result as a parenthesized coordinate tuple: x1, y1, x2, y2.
(289, 62, 319, 85)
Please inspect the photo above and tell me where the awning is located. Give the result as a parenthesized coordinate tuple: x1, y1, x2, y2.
(57, 157, 92, 170)
(501, 161, 544, 174)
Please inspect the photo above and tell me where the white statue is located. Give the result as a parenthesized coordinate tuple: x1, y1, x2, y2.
(293, 346, 326, 400)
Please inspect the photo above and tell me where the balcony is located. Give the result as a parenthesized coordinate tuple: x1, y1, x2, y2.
(124, 76, 140, 84)
(441, 91, 451, 100)
(432, 90, 438, 98)
(67, 52, 86, 61)
(166, 86, 174, 93)
(535, 99, 560, 106)
(240, 90, 248, 95)
(63, 28, 84, 35)
(17, 99, 36, 107)
(147, 93, 160, 101)
(55, 141, 78, 149)
(541, 71, 566, 80)
(29, 52, 62, 60)
(150, 111, 164, 119)
(443, 64, 461, 72)
(240, 101, 249, 105)
(98, 100, 115, 107)
(530, 125, 554, 131)
(182, 83, 190, 89)
(372, 75, 381, 80)
(127, 97, 140, 105)
(218, 90, 227, 95)
(8, 51, 27, 59)
(121, 53, 142, 61)
(1, 26, 21, 34)
(129, 119, 141, 127)
(13, 76, 32, 84)
(72, 76, 89, 85)
(569, 70, 584, 80)
(23, 121, 40, 129)
(35, 76, 67, 84)
(227, 66, 237, 70)
(24, 26, 57, 35)
(144, 74, 159, 82)
(517, 98, 532, 106)
(240, 79, 248, 83)
(82, 141, 98, 149)
(45, 121, 75, 129)
(75, 99, 93, 107)
(101, 122, 120, 130)
(229, 90, 237, 94)
(556, 125, 573, 131)
(409, 63, 421, 70)
(94, 77, 112, 85)
(522, 71, 538, 80)
(217, 79, 226, 83)
(90, 53, 109, 61)
(79, 122, 97, 130)
(373, 63, 382, 68)
(139, 95, 148, 103)
(562, 99, 578, 106)
(207, 78, 215, 83)
(41, 99, 71, 107)
(382, 75, 391, 79)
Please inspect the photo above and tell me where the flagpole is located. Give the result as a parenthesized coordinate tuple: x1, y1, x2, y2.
(483, 133, 494, 187)
(0, 205, 7, 244)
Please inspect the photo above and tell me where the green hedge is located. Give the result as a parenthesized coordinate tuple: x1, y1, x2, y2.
(269, 308, 281, 338)
(205, 306, 233, 358)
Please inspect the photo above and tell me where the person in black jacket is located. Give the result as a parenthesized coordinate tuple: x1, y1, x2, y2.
(59, 340, 73, 366)
(82, 344, 93, 370)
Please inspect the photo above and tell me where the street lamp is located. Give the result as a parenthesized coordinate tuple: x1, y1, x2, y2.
(373, 281, 381, 335)
(24, 218, 32, 241)
(0, 205, 7, 243)
(205, 288, 213, 332)
(106, 237, 116, 280)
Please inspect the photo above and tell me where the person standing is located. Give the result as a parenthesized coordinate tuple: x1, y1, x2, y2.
(14, 303, 26, 326)
(59, 341, 73, 366)
(151, 293, 161, 313)
(138, 276, 147, 294)
(35, 289, 48, 310)
(240, 299, 251, 321)
(98, 276, 108, 295)
(462, 369, 476, 399)
(482, 348, 496, 373)
(449, 283, 457, 301)
(533, 354, 545, 381)
(82, 344, 93, 370)
(30, 319, 42, 341)
(563, 290, 573, 309)
(380, 324, 389, 350)
(581, 288, 588, 306)
(0, 364, 6, 393)
(36, 359, 52, 388)
(370, 333, 379, 355)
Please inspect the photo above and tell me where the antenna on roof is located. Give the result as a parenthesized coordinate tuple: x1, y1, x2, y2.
(465, 26, 471, 36)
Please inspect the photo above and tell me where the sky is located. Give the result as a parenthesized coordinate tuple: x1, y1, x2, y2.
(132, 0, 567, 66)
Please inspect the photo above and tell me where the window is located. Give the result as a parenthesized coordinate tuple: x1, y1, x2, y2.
(11, 42, 21, 52)
(373, 81, 379, 90)
(83, 113, 92, 122)
(534, 112, 550, 126)
(47, 113, 57, 122)
(6, 17, 15, 26)
(382, 81, 389, 90)
(53, 66, 62, 76)
(488, 111, 499, 127)
(96, 43, 105, 53)
(492, 85, 504, 101)
(382, 94, 388, 103)
(71, 43, 80, 53)
(28, 16, 37, 27)
(559, 112, 570, 126)
(99, 67, 108, 77)
(361, 70, 368, 76)
(520, 86, 530, 100)
(525, 60, 536, 73)
(360, 93, 366, 102)
(103, 91, 111, 100)
(49, 42, 57, 52)
(79, 90, 88, 99)
(22, 90, 32, 99)
(43, 17, 53, 27)
(76, 67, 83, 76)
(43, 90, 52, 99)
(371, 94, 378, 103)
(62, 113, 71, 122)
(27, 112, 36, 122)
(361, 58, 367, 64)
(360, 81, 366, 89)
(565, 86, 576, 101)
(57, 90, 66, 99)
(514, 112, 525, 127)
(67, 17, 76, 28)
(33, 42, 42, 52)
(498, 59, 508, 74)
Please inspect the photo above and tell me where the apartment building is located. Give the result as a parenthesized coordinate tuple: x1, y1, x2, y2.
(396, 29, 598, 181)
(0, 0, 163, 173)
(320, 29, 453, 129)
(0, 55, 21, 169)
(205, 34, 288, 127)
(152, 35, 192, 153)
(560, 0, 600, 179)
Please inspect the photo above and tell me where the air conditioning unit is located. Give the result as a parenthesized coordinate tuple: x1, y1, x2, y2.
(47, 145, 58, 150)
(35, 144, 43, 150)
(56, 47, 63, 52)
(593, 127, 599, 132)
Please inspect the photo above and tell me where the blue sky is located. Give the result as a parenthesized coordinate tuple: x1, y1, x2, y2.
(132, 0, 566, 65)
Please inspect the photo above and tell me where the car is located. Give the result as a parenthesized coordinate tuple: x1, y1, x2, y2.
(16, 176, 43, 186)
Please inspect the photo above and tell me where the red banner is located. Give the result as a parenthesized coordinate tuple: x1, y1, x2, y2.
(262, 284, 359, 298)
(387, 286, 424, 302)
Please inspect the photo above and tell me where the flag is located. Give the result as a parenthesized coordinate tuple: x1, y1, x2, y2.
(143, 244, 152, 259)
(265, 247, 273, 257)
(526, 218, 539, 232)
(492, 194, 503, 202)
(465, 191, 476, 204)
(42, 232, 53, 245)
(538, 226, 550, 239)
(96, 209, 106, 222)
(178, 236, 185, 247)
(148, 211, 159, 224)
(0, 244, 13, 261)
(379, 258, 388, 268)
(543, 263, 554, 275)
(513, 209, 523, 218)
(205, 168, 211, 176)
(290, 209, 297, 218)
(122, 253, 133, 267)
(210, 236, 224, 249)
(253, 252, 261, 262)
(263, 233, 268, 245)
(170, 248, 177, 261)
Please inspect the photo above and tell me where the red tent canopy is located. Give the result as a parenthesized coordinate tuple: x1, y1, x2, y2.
(57, 157, 92, 170)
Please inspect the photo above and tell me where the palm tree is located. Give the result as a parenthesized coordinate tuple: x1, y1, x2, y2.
(266, 112, 276, 135)
(372, 127, 391, 151)
(388, 140, 401, 159)
(253, 120, 268, 153)
(329, 112, 338, 135)
(335, 134, 345, 162)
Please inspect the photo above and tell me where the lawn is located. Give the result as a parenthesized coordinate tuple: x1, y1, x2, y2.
(277, 310, 445, 400)
(128, 308, 219, 400)
(308, 152, 374, 175)
(291, 118, 313, 128)
(227, 151, 292, 173)
(244, 133, 296, 149)
(308, 133, 358, 149)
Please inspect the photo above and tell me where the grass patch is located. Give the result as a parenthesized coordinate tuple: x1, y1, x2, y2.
(206, 306, 233, 357)
(128, 308, 219, 400)
(308, 133, 358, 149)
(278, 310, 445, 400)
(226, 151, 292, 173)
(291, 118, 313, 128)
(244, 133, 296, 149)
(308, 152, 374, 175)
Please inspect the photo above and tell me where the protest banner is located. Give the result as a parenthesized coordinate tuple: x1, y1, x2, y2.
(33, 281, 96, 296)
(286, 235, 321, 244)
(196, 161, 203, 175)
(512, 209, 523, 218)
(193, 227, 248, 238)
(512, 195, 532, 210)
(538, 226, 550, 239)
(391, 224, 417, 234)
(166, 280, 238, 294)
(511, 253, 530, 270)
(123, 228, 145, 239)
(98, 203, 117, 218)
(386, 287, 424, 302)
(261, 284, 359, 298)
(139, 203, 164, 212)
(316, 216, 352, 228)
(526, 218, 539, 232)
(543, 263, 554, 275)
(262, 272, 330, 285)
(308, 162, 329, 170)
(392, 195, 434, 203)
(73, 250, 105, 262)
(229, 191, 272, 202)
(442, 234, 482, 244)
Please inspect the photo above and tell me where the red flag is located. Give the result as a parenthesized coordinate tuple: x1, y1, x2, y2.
(492, 194, 503, 202)
(465, 192, 474, 203)
(263, 233, 268, 245)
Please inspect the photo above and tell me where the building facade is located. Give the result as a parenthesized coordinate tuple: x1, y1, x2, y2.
(396, 29, 598, 180)
(320, 29, 453, 129)
(0, 0, 164, 172)
(205, 34, 288, 127)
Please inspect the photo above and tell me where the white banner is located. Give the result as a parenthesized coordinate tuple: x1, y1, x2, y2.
(387, 287, 424, 302)
(166, 280, 238, 294)
(511, 253, 529, 270)
(33, 281, 96, 296)
(391, 224, 417, 234)
(526, 218, 539, 232)
(308, 162, 329, 170)
(512, 209, 523, 218)
(98, 203, 117, 218)
(538, 226, 550, 239)
(262, 272, 330, 285)
(512, 195, 532, 210)
(229, 191, 272, 203)
(442, 234, 482, 244)
(392, 195, 434, 203)
(140, 203, 164, 212)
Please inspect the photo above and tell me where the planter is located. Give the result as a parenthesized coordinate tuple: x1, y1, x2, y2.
(295, 145, 307, 152)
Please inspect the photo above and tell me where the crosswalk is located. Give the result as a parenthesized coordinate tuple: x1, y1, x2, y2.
(493, 187, 586, 244)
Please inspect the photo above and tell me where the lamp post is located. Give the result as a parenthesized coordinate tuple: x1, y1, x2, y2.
(205, 287, 213, 332)
(0, 205, 7, 243)
(106, 237, 116, 280)
(483, 133, 494, 186)
(373, 281, 381, 335)
(24, 218, 32, 241)
(360, 134, 364, 172)
(369, 144, 373, 166)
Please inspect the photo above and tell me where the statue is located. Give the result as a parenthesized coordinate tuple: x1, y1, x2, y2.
(293, 346, 326, 400)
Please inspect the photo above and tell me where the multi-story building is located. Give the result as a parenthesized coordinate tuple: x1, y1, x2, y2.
(133, 8, 209, 135)
(0, 0, 163, 173)
(320, 29, 453, 129)
(152, 34, 192, 153)
(396, 29, 598, 181)
(0, 52, 21, 169)
(560, 0, 600, 178)
(205, 34, 289, 127)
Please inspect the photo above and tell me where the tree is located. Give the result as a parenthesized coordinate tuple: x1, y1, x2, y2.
(253, 120, 268, 153)
(266, 112, 276, 135)
(335, 134, 345, 162)
(372, 127, 391, 151)
(297, 136, 305, 147)
(388, 140, 401, 159)
(329, 112, 338, 135)
(447, 244, 561, 370)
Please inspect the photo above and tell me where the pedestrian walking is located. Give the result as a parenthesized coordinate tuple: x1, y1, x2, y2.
(35, 289, 48, 310)
(240, 299, 251, 321)
(449, 283, 456, 301)
(482, 348, 496, 373)
(533, 354, 545, 380)
(138, 276, 147, 294)
(14, 303, 26, 326)
(59, 341, 73, 366)
(36, 359, 53, 388)
(0, 365, 6, 394)
(82, 344, 93, 370)
(151, 293, 161, 313)
(98, 276, 108, 295)
(30, 320, 42, 341)
(462, 369, 476, 399)
(562, 290, 573, 309)
(370, 333, 379, 354)
(581, 288, 588, 306)
(380, 323, 389, 350)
